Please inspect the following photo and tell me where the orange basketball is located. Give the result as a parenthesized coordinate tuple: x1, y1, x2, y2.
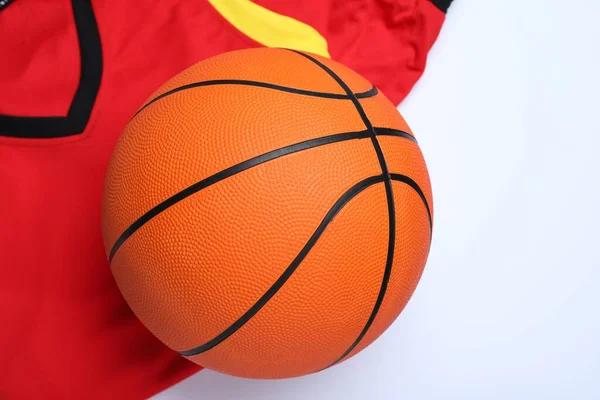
(101, 48, 433, 378)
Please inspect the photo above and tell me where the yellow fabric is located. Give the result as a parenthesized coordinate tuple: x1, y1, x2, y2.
(208, 0, 330, 58)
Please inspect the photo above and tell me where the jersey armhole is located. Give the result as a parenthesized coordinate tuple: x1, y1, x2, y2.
(0, 0, 102, 139)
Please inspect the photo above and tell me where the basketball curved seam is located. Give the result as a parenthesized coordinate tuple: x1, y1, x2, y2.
(134, 80, 379, 119)
(373, 127, 417, 142)
(390, 174, 433, 233)
(179, 175, 387, 357)
(286, 50, 398, 369)
(175, 174, 432, 357)
(108, 127, 414, 262)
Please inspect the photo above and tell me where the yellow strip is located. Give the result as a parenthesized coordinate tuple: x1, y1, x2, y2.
(208, 0, 330, 58)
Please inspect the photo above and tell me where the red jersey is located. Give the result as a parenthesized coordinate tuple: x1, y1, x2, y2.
(0, 0, 451, 398)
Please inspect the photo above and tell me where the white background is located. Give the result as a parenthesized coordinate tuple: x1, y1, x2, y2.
(156, 0, 600, 398)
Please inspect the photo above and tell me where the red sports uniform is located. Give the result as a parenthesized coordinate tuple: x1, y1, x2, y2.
(0, 0, 451, 398)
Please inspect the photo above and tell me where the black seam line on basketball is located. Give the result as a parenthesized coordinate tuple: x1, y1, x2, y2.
(287, 49, 398, 369)
(390, 174, 433, 233)
(178, 175, 386, 357)
(374, 127, 417, 144)
(320, 175, 432, 371)
(323, 178, 394, 370)
(108, 129, 372, 263)
(107, 127, 407, 263)
(288, 51, 377, 133)
(133, 81, 378, 119)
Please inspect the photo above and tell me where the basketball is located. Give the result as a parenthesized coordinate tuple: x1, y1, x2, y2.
(101, 48, 433, 378)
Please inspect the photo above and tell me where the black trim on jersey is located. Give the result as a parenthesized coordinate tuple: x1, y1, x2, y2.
(429, 0, 453, 13)
(0, 0, 16, 12)
(0, 0, 102, 139)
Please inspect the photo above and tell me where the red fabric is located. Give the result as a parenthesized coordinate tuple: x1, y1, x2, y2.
(254, 0, 447, 104)
(0, 0, 447, 398)
(0, 0, 79, 116)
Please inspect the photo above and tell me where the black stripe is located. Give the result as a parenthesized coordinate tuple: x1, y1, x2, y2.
(288, 50, 397, 368)
(108, 129, 371, 263)
(374, 127, 417, 144)
(179, 175, 386, 357)
(289, 51, 376, 132)
(355, 86, 378, 99)
(134, 80, 378, 118)
(0, 0, 102, 138)
(0, 0, 16, 12)
(429, 0, 453, 13)
(390, 174, 433, 233)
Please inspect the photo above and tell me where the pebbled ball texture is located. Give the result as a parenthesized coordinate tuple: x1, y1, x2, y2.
(102, 48, 433, 379)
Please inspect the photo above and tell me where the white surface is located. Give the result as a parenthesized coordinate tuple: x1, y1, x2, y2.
(155, 1, 600, 398)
